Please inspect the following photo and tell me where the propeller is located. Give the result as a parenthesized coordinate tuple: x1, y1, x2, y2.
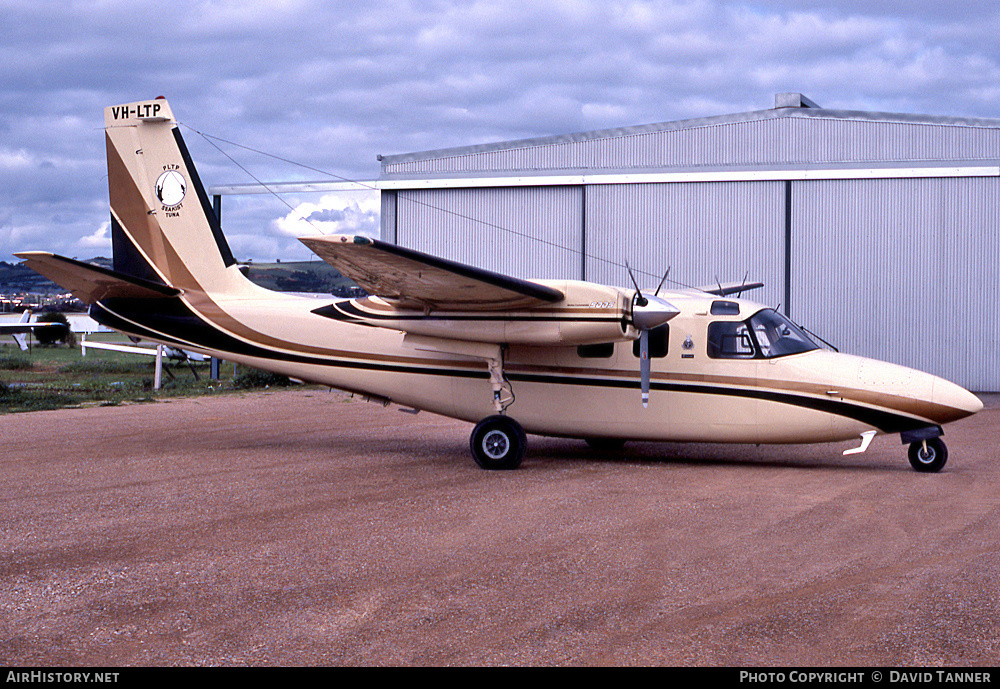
(625, 262, 680, 408)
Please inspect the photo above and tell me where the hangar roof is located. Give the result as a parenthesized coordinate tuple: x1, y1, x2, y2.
(379, 93, 1000, 182)
(209, 93, 1000, 197)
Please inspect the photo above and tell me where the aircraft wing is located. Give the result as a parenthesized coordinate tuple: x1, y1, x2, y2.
(13, 252, 181, 303)
(300, 235, 565, 311)
(0, 323, 66, 335)
(0, 311, 69, 351)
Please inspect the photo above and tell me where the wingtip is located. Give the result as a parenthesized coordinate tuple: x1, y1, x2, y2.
(298, 234, 373, 247)
(13, 251, 48, 260)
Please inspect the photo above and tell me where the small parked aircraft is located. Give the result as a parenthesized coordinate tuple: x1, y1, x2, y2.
(0, 310, 69, 350)
(16, 98, 982, 471)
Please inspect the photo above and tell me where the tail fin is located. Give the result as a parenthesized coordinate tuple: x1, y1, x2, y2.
(12, 310, 31, 350)
(104, 98, 242, 294)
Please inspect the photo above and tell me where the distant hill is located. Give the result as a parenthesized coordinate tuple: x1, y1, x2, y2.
(1, 257, 360, 296)
(0, 259, 108, 294)
(241, 260, 361, 295)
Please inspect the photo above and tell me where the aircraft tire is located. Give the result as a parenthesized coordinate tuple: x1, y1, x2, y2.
(908, 438, 947, 473)
(470, 415, 526, 470)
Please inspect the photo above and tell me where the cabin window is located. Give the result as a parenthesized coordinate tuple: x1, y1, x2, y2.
(577, 342, 615, 358)
(710, 300, 740, 316)
(632, 324, 669, 358)
(707, 321, 756, 358)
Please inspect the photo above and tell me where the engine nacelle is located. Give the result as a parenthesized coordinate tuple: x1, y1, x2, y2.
(316, 280, 641, 345)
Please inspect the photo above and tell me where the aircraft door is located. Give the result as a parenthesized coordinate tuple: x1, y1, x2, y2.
(670, 316, 761, 442)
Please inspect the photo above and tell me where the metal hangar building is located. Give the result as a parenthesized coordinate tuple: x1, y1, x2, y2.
(374, 93, 1000, 391)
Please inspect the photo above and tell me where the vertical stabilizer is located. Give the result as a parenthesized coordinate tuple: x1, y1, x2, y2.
(104, 98, 242, 294)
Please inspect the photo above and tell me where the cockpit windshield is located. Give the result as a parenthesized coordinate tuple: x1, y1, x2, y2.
(748, 309, 818, 358)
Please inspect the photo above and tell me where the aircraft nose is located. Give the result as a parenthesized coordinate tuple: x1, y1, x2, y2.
(932, 377, 983, 423)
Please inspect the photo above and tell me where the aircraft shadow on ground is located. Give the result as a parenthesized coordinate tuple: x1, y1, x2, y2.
(522, 437, 902, 473)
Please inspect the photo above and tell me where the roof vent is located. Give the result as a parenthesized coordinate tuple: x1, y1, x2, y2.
(774, 93, 821, 109)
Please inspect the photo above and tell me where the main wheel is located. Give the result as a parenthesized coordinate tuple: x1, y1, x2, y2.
(908, 437, 948, 473)
(470, 415, 526, 470)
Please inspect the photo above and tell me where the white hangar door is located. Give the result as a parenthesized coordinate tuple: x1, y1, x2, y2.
(791, 176, 1000, 391)
(391, 186, 584, 281)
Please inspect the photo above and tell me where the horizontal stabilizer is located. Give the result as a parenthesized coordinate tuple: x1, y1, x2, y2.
(300, 235, 564, 311)
(14, 252, 180, 303)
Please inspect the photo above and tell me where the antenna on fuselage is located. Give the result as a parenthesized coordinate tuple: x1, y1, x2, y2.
(737, 271, 749, 298)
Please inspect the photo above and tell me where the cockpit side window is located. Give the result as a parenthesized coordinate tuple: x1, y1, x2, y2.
(707, 309, 819, 360)
(749, 309, 818, 358)
(707, 321, 756, 358)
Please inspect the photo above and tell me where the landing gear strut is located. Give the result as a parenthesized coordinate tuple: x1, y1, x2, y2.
(908, 437, 948, 473)
(470, 415, 526, 470)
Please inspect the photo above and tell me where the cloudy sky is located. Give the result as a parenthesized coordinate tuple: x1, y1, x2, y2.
(2, 0, 998, 264)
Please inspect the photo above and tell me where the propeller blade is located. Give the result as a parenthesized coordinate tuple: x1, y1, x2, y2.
(654, 266, 671, 297)
(639, 329, 650, 408)
(625, 260, 647, 306)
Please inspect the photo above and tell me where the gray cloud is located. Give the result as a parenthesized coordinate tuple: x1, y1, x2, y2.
(2, 0, 998, 263)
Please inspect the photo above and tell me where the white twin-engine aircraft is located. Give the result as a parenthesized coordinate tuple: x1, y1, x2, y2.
(17, 98, 983, 471)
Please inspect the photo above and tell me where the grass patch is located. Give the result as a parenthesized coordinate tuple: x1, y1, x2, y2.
(0, 339, 308, 414)
(0, 353, 33, 370)
(233, 368, 292, 390)
(59, 359, 154, 375)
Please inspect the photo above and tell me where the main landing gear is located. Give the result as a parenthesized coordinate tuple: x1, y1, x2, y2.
(470, 415, 527, 470)
(469, 347, 526, 470)
(908, 437, 948, 473)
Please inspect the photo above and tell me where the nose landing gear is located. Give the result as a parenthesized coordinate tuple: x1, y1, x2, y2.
(908, 437, 947, 473)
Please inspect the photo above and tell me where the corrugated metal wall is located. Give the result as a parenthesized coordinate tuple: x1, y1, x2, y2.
(393, 186, 582, 280)
(380, 190, 396, 243)
(792, 176, 1000, 390)
(582, 182, 785, 310)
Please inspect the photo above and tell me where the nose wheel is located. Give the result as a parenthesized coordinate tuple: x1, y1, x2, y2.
(470, 415, 526, 470)
(908, 437, 947, 472)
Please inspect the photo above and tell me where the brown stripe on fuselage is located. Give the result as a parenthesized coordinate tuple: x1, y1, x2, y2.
(177, 289, 490, 371)
(182, 284, 954, 425)
(505, 361, 952, 425)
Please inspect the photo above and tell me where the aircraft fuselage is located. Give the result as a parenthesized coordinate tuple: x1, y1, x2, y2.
(90, 279, 981, 448)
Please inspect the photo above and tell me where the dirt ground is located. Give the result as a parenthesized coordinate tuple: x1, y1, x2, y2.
(1, 389, 997, 666)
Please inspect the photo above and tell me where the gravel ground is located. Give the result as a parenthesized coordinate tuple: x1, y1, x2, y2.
(1, 389, 997, 666)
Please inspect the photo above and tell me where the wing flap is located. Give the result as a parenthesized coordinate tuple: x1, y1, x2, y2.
(14, 252, 181, 303)
(300, 235, 564, 311)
